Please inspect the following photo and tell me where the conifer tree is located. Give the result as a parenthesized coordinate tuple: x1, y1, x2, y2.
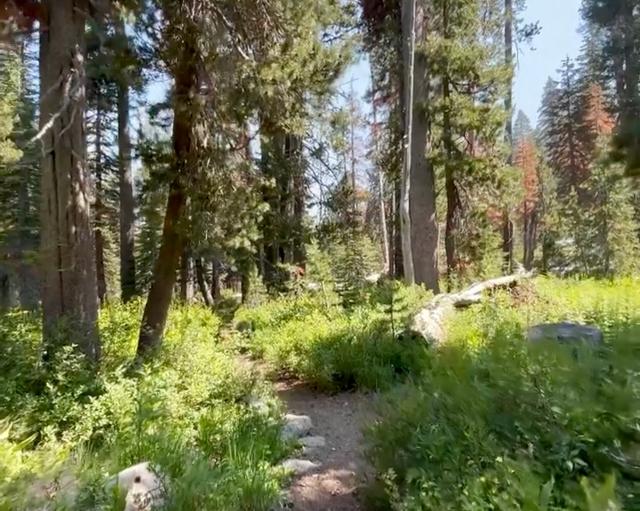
(39, 0, 99, 360)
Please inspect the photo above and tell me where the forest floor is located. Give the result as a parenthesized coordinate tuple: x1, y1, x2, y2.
(275, 378, 375, 511)
(238, 354, 375, 510)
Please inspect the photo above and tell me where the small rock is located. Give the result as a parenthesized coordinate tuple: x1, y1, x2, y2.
(281, 459, 320, 476)
(116, 462, 165, 511)
(527, 322, 604, 347)
(281, 414, 313, 440)
(299, 436, 326, 448)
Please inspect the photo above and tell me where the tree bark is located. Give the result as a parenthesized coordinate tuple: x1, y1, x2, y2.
(195, 257, 213, 306)
(179, 245, 194, 302)
(241, 271, 250, 304)
(94, 85, 107, 304)
(406, 1, 439, 292)
(523, 205, 537, 270)
(371, 72, 390, 273)
(503, 0, 514, 274)
(39, 0, 99, 361)
(116, 19, 136, 302)
(137, 35, 198, 357)
(137, 181, 186, 356)
(410, 271, 532, 344)
(393, 174, 404, 278)
(442, 0, 459, 289)
(15, 35, 37, 309)
(290, 134, 306, 268)
(211, 258, 221, 302)
(400, 0, 416, 284)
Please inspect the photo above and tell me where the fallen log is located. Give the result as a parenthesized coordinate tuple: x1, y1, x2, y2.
(408, 271, 533, 345)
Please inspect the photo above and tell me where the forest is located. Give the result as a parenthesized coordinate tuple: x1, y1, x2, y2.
(0, 0, 639, 509)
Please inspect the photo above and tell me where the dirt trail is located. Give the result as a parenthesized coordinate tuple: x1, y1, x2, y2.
(275, 379, 375, 511)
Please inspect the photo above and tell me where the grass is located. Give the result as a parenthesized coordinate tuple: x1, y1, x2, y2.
(365, 277, 640, 510)
(2, 276, 638, 509)
(234, 281, 432, 391)
(0, 301, 288, 510)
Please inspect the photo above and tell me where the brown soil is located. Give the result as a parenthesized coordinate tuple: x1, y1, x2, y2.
(275, 379, 376, 511)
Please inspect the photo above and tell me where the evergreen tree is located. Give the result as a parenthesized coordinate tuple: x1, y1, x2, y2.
(39, 0, 100, 361)
(538, 60, 590, 199)
(582, 0, 640, 175)
(0, 31, 39, 309)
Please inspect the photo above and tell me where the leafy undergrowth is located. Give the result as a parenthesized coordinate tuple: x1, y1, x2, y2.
(0, 301, 288, 510)
(365, 277, 640, 510)
(234, 282, 432, 391)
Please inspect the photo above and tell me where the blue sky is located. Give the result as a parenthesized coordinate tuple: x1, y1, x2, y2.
(145, 1, 584, 132)
(513, 0, 583, 125)
(337, 0, 584, 127)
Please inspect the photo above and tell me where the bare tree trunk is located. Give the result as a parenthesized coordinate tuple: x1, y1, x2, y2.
(371, 71, 390, 273)
(40, 0, 99, 361)
(179, 246, 194, 302)
(137, 182, 186, 356)
(16, 36, 37, 309)
(241, 271, 250, 304)
(211, 259, 221, 302)
(195, 257, 213, 306)
(94, 87, 107, 304)
(400, 0, 416, 284)
(393, 175, 403, 278)
(503, 0, 514, 274)
(137, 37, 198, 357)
(442, 0, 459, 289)
(523, 206, 537, 270)
(290, 135, 306, 268)
(406, 1, 439, 292)
(0, 272, 10, 312)
(116, 19, 136, 302)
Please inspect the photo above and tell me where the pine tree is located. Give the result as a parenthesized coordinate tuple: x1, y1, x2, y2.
(582, 0, 640, 175)
(0, 31, 39, 309)
(39, 0, 99, 361)
(514, 134, 539, 269)
(538, 61, 590, 199)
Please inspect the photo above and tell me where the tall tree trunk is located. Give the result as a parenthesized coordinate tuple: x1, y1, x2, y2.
(290, 134, 306, 268)
(371, 72, 390, 273)
(94, 86, 107, 304)
(137, 39, 198, 357)
(241, 271, 250, 304)
(40, 0, 99, 361)
(116, 20, 136, 302)
(523, 206, 537, 270)
(393, 174, 403, 278)
(260, 126, 282, 289)
(137, 181, 185, 356)
(16, 36, 37, 309)
(195, 257, 213, 306)
(179, 246, 194, 302)
(400, 0, 416, 284)
(442, 0, 459, 289)
(502, 0, 514, 274)
(211, 259, 221, 302)
(405, 0, 439, 292)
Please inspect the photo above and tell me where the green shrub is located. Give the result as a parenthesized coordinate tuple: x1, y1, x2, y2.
(236, 282, 431, 390)
(365, 278, 640, 510)
(0, 302, 287, 511)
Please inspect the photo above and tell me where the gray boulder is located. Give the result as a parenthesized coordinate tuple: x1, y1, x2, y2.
(299, 436, 326, 449)
(280, 459, 320, 476)
(281, 414, 313, 441)
(527, 322, 604, 347)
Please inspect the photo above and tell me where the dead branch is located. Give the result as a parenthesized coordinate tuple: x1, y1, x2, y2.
(408, 271, 533, 344)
